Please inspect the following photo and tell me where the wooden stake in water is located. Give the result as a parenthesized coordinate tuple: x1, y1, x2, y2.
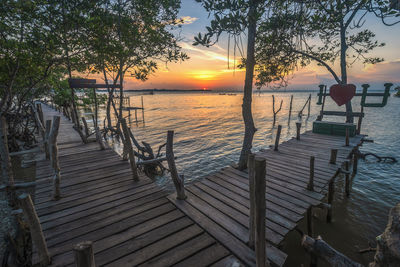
(274, 125, 282, 151)
(288, 95, 293, 123)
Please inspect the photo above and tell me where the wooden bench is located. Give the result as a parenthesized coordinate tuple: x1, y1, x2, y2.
(312, 121, 356, 137)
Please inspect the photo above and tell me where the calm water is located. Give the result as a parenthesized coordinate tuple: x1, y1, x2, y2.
(87, 90, 399, 266)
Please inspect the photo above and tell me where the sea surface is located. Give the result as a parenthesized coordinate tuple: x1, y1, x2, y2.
(86, 90, 399, 266)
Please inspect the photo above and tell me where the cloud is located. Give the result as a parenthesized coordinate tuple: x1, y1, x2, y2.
(180, 42, 239, 64)
(178, 16, 198, 25)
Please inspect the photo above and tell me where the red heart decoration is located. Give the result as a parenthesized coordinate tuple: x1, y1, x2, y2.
(330, 84, 356, 106)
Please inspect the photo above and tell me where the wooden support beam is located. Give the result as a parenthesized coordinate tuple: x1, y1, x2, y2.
(274, 125, 282, 151)
(18, 193, 51, 266)
(73, 241, 96, 267)
(166, 130, 186, 200)
(345, 161, 350, 197)
(248, 153, 256, 249)
(296, 122, 301, 140)
(120, 118, 139, 181)
(254, 157, 269, 267)
(307, 156, 315, 191)
(329, 149, 338, 164)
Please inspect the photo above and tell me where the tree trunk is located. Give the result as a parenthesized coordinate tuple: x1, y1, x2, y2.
(237, 0, 259, 170)
(340, 21, 354, 123)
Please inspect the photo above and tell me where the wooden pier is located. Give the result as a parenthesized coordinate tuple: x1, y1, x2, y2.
(31, 104, 364, 266)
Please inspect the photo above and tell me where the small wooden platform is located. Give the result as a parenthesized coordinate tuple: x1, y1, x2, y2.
(169, 130, 364, 267)
(34, 105, 241, 266)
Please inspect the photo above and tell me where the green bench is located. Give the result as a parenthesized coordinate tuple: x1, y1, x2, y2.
(312, 121, 356, 137)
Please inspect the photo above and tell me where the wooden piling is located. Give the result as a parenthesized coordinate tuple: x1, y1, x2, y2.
(121, 118, 139, 181)
(307, 93, 311, 118)
(345, 161, 350, 197)
(73, 241, 96, 267)
(274, 125, 282, 151)
(248, 153, 256, 249)
(296, 122, 301, 140)
(329, 149, 338, 164)
(345, 128, 350, 146)
(254, 157, 268, 267)
(49, 116, 61, 200)
(288, 95, 293, 123)
(307, 207, 313, 237)
(307, 156, 315, 191)
(166, 130, 186, 200)
(357, 106, 364, 135)
(327, 178, 335, 222)
(18, 193, 51, 266)
(141, 96, 145, 124)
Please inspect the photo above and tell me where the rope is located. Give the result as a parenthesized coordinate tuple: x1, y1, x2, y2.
(356, 150, 397, 163)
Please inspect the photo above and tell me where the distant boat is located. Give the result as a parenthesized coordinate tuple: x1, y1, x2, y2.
(149, 90, 154, 95)
(227, 93, 237, 96)
(219, 93, 226, 95)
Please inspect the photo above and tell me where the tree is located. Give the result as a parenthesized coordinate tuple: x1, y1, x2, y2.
(255, 0, 400, 123)
(86, 0, 188, 135)
(194, 0, 268, 170)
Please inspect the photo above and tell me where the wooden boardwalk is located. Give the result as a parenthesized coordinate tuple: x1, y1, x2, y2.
(169, 130, 364, 267)
(34, 104, 364, 267)
(34, 105, 241, 267)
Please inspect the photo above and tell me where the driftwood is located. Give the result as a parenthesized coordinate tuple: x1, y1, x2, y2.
(73, 241, 96, 267)
(121, 118, 139, 181)
(370, 203, 400, 267)
(166, 131, 186, 200)
(302, 235, 362, 267)
(272, 95, 283, 126)
(18, 193, 51, 266)
(49, 116, 61, 200)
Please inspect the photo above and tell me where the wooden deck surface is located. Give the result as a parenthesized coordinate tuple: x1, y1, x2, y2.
(168, 129, 364, 267)
(34, 105, 241, 267)
(34, 104, 364, 267)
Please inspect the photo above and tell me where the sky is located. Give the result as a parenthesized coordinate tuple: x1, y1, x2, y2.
(119, 1, 400, 91)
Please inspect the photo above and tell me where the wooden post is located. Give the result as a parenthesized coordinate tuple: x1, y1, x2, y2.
(307, 94, 311, 118)
(345, 161, 350, 197)
(345, 128, 350, 146)
(288, 95, 293, 123)
(248, 153, 256, 249)
(166, 131, 186, 200)
(329, 149, 338, 164)
(352, 150, 358, 176)
(49, 116, 61, 200)
(296, 122, 301, 140)
(272, 95, 283, 126)
(274, 125, 282, 151)
(254, 157, 268, 267)
(307, 156, 315, 191)
(44, 120, 51, 160)
(73, 241, 96, 267)
(307, 207, 313, 237)
(357, 106, 364, 135)
(141, 96, 145, 123)
(18, 193, 51, 266)
(82, 117, 89, 137)
(120, 118, 139, 181)
(327, 178, 335, 222)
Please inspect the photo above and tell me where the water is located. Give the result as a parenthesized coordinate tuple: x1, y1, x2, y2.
(88, 91, 399, 265)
